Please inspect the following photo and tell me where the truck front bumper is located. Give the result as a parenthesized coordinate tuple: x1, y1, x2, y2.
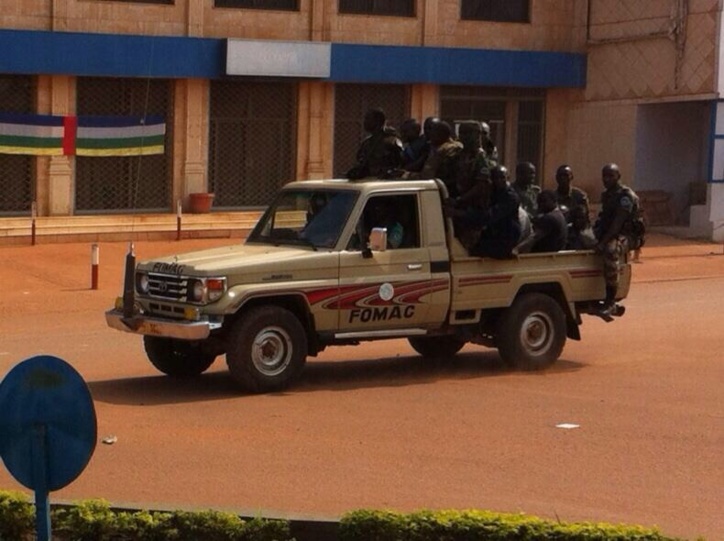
(105, 309, 219, 340)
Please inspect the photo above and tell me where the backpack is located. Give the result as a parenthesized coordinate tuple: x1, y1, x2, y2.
(626, 187, 646, 250)
(630, 213, 646, 249)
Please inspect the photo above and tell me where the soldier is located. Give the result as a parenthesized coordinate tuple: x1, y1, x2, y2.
(566, 205, 597, 250)
(454, 120, 492, 209)
(513, 161, 541, 217)
(516, 190, 567, 254)
(593, 163, 641, 317)
(403, 120, 463, 195)
(446, 165, 521, 259)
(554, 164, 590, 226)
(481, 121, 499, 163)
(399, 118, 427, 172)
(345, 108, 403, 180)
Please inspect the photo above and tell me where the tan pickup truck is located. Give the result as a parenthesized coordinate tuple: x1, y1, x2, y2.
(106, 179, 631, 393)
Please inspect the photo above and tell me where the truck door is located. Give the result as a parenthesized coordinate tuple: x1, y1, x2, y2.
(337, 193, 439, 333)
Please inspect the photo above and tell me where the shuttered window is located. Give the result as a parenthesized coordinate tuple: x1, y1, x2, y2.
(461, 0, 530, 23)
(339, 0, 415, 17)
(215, 0, 299, 9)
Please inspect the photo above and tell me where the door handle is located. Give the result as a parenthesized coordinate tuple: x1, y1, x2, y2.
(407, 263, 423, 271)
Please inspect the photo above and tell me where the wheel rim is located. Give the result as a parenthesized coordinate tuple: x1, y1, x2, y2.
(519, 311, 554, 356)
(251, 326, 293, 376)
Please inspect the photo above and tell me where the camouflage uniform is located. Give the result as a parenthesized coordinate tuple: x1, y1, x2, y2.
(595, 184, 640, 291)
(556, 186, 590, 226)
(455, 148, 492, 200)
(346, 127, 403, 180)
(408, 139, 464, 195)
(514, 183, 541, 217)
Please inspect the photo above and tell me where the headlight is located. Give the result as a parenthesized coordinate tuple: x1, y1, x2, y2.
(186, 277, 227, 304)
(189, 279, 205, 303)
(135, 272, 149, 294)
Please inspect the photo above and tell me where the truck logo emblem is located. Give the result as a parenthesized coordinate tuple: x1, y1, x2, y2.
(379, 283, 394, 301)
(158, 282, 168, 293)
(152, 262, 186, 275)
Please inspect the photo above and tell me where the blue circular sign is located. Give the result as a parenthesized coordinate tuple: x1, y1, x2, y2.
(0, 355, 97, 491)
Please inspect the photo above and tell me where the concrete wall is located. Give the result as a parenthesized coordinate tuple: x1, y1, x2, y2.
(544, 87, 639, 202)
(1, 0, 582, 51)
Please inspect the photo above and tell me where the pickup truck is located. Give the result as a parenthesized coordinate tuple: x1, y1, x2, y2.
(106, 179, 631, 393)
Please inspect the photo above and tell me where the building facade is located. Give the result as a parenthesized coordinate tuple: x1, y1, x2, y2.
(0, 0, 722, 240)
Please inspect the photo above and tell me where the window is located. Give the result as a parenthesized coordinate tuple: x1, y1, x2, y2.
(516, 100, 543, 168)
(440, 86, 544, 171)
(339, 0, 415, 17)
(461, 0, 529, 23)
(333, 84, 410, 177)
(353, 195, 419, 251)
(248, 189, 358, 249)
(75, 77, 172, 213)
(215, 0, 299, 10)
(209, 81, 297, 208)
(0, 76, 34, 215)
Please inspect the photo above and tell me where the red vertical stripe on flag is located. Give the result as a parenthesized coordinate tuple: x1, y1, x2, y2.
(62, 116, 77, 156)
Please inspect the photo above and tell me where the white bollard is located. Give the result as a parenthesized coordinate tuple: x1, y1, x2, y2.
(91, 243, 100, 290)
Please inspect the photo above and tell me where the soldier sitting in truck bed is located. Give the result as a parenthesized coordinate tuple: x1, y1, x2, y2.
(345, 108, 403, 180)
(446, 165, 522, 259)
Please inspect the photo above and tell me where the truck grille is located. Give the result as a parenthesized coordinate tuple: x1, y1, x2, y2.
(147, 273, 189, 301)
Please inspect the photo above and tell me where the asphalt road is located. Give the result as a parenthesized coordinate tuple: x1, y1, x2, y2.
(0, 234, 722, 540)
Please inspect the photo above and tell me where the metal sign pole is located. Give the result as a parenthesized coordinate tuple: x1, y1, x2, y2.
(32, 424, 51, 541)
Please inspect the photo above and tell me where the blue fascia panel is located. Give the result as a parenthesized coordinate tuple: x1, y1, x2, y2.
(0, 29, 586, 87)
(0, 29, 224, 79)
(330, 43, 586, 87)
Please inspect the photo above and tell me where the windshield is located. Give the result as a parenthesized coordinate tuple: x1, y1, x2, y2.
(247, 188, 359, 249)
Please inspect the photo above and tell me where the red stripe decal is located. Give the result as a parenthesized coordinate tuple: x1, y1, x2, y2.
(459, 275, 513, 286)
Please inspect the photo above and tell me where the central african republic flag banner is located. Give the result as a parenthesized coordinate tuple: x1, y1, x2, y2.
(0, 113, 166, 157)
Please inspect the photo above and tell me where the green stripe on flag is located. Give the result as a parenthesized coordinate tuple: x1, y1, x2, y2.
(0, 134, 64, 149)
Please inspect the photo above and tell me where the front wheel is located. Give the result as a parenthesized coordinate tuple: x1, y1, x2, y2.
(408, 336, 466, 358)
(226, 306, 308, 393)
(143, 336, 217, 378)
(496, 293, 567, 371)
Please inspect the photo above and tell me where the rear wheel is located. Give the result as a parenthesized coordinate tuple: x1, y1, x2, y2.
(226, 306, 308, 393)
(143, 336, 217, 378)
(408, 335, 466, 358)
(496, 293, 566, 371)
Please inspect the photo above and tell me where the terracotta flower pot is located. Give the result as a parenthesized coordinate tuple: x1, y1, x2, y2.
(188, 192, 215, 214)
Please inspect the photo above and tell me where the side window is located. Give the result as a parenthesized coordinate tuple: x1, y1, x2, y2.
(349, 194, 420, 251)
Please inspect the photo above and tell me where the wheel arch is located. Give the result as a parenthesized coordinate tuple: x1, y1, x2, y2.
(225, 293, 321, 355)
(513, 282, 580, 341)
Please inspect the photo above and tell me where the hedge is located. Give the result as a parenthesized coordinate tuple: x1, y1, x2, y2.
(0, 490, 701, 540)
(0, 491, 292, 541)
(338, 509, 689, 541)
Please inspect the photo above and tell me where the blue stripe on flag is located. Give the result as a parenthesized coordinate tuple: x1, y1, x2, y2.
(0, 112, 64, 126)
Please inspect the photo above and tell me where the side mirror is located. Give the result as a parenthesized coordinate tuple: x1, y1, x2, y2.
(369, 227, 388, 252)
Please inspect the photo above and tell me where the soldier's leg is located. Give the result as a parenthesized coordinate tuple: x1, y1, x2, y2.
(601, 238, 621, 310)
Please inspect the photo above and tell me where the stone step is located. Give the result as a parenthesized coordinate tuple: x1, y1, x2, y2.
(0, 212, 262, 244)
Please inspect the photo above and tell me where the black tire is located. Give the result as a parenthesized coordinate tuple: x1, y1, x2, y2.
(408, 336, 466, 358)
(226, 306, 307, 393)
(143, 336, 217, 378)
(496, 293, 567, 371)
